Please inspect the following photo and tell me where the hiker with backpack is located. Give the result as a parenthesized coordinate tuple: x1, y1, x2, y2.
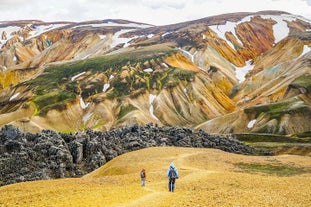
(167, 162, 178, 192)
(140, 168, 146, 187)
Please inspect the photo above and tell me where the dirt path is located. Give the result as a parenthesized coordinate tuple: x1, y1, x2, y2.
(115, 150, 217, 207)
(115, 186, 170, 207)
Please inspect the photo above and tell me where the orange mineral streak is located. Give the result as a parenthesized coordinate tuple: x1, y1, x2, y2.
(164, 52, 202, 73)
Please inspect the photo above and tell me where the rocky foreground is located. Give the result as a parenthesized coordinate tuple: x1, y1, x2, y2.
(0, 124, 256, 186)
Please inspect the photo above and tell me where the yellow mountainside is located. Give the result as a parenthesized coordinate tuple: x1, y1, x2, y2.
(164, 52, 202, 72)
(1, 147, 311, 207)
(233, 38, 310, 107)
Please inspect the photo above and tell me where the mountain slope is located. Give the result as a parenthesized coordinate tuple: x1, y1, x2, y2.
(0, 11, 310, 135)
(1, 147, 311, 206)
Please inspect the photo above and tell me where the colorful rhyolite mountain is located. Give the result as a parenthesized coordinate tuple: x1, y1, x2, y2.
(0, 10, 310, 135)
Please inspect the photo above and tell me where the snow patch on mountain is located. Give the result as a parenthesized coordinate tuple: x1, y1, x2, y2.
(9, 92, 20, 101)
(28, 24, 68, 39)
(147, 34, 154, 38)
(209, 22, 242, 49)
(162, 63, 169, 68)
(247, 119, 256, 128)
(149, 94, 159, 121)
(74, 21, 151, 29)
(111, 29, 137, 48)
(299, 45, 311, 58)
(260, 15, 289, 43)
(98, 35, 106, 40)
(178, 48, 195, 62)
(103, 83, 110, 92)
(162, 32, 172, 38)
(235, 61, 254, 83)
(71, 72, 86, 81)
(143, 68, 153, 72)
(209, 14, 309, 49)
(80, 96, 90, 109)
(0, 26, 21, 47)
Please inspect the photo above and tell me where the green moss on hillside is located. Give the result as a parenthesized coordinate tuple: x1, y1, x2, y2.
(290, 74, 311, 92)
(235, 133, 311, 143)
(26, 47, 178, 114)
(244, 96, 309, 119)
(235, 162, 310, 176)
(32, 91, 75, 116)
(117, 104, 138, 119)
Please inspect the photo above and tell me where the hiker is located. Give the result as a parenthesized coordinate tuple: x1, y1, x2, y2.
(167, 162, 178, 192)
(140, 168, 146, 187)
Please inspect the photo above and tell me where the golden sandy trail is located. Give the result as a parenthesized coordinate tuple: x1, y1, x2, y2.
(114, 187, 169, 207)
(114, 150, 215, 207)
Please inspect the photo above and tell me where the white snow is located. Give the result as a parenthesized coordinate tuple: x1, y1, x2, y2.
(13, 56, 17, 61)
(247, 119, 257, 128)
(202, 34, 206, 39)
(290, 100, 305, 110)
(183, 88, 187, 94)
(208, 13, 309, 49)
(149, 94, 159, 121)
(209, 22, 241, 49)
(143, 68, 153, 72)
(73, 22, 151, 29)
(147, 34, 154, 38)
(298, 45, 311, 58)
(27, 24, 68, 39)
(161, 32, 172, 38)
(9, 92, 20, 101)
(99, 35, 106, 40)
(260, 15, 290, 43)
(162, 63, 169, 68)
(103, 83, 110, 92)
(0, 26, 21, 47)
(235, 60, 254, 83)
(111, 29, 137, 48)
(178, 48, 195, 62)
(79, 96, 90, 109)
(71, 72, 86, 81)
(83, 112, 93, 123)
(102, 75, 114, 92)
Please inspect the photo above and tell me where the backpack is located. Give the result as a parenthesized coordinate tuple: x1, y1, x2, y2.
(169, 167, 177, 179)
(141, 170, 145, 178)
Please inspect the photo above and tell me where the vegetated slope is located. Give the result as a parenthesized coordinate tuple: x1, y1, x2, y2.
(0, 10, 310, 136)
(1, 147, 311, 207)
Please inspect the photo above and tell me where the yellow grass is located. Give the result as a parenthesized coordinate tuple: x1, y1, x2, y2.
(1, 147, 311, 207)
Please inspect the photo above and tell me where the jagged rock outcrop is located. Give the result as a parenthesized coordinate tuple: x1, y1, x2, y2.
(0, 124, 256, 186)
(1, 31, 7, 40)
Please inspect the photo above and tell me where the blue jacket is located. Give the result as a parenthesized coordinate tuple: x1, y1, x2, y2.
(167, 162, 178, 178)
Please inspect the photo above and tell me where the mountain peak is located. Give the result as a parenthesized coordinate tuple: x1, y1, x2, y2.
(0, 11, 310, 136)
